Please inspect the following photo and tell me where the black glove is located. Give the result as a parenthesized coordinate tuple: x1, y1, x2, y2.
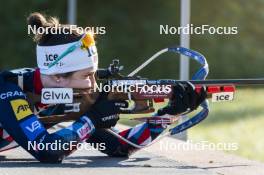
(157, 82, 206, 116)
(86, 92, 128, 128)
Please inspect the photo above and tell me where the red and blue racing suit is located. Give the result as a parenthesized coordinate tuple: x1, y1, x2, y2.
(0, 68, 165, 162)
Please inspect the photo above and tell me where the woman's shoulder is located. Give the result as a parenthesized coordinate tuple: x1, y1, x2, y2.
(1, 68, 37, 92)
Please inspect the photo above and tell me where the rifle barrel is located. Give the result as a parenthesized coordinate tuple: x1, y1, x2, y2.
(188, 79, 264, 85)
(109, 79, 264, 86)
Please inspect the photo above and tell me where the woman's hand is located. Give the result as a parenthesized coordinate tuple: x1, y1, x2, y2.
(86, 92, 128, 128)
(157, 82, 207, 116)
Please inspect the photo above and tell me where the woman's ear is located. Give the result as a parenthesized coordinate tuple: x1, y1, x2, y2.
(50, 75, 60, 83)
(40, 74, 70, 88)
(51, 75, 70, 87)
(54, 75, 61, 83)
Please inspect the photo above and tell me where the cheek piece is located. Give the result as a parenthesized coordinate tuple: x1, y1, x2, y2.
(36, 32, 98, 75)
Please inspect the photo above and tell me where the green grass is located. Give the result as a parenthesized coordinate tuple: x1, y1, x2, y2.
(120, 88, 264, 162)
(189, 88, 264, 162)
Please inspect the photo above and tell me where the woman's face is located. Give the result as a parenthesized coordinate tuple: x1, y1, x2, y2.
(55, 67, 97, 89)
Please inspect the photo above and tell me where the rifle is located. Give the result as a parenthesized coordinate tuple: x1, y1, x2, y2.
(95, 47, 264, 136)
(38, 46, 264, 148)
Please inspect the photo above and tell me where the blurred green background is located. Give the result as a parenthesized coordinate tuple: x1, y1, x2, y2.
(1, 0, 264, 162)
(1, 0, 264, 79)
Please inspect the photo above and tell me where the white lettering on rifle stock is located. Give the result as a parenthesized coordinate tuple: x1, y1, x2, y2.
(212, 92, 234, 102)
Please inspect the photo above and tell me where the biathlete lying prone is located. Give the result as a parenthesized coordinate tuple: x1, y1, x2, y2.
(0, 12, 206, 163)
